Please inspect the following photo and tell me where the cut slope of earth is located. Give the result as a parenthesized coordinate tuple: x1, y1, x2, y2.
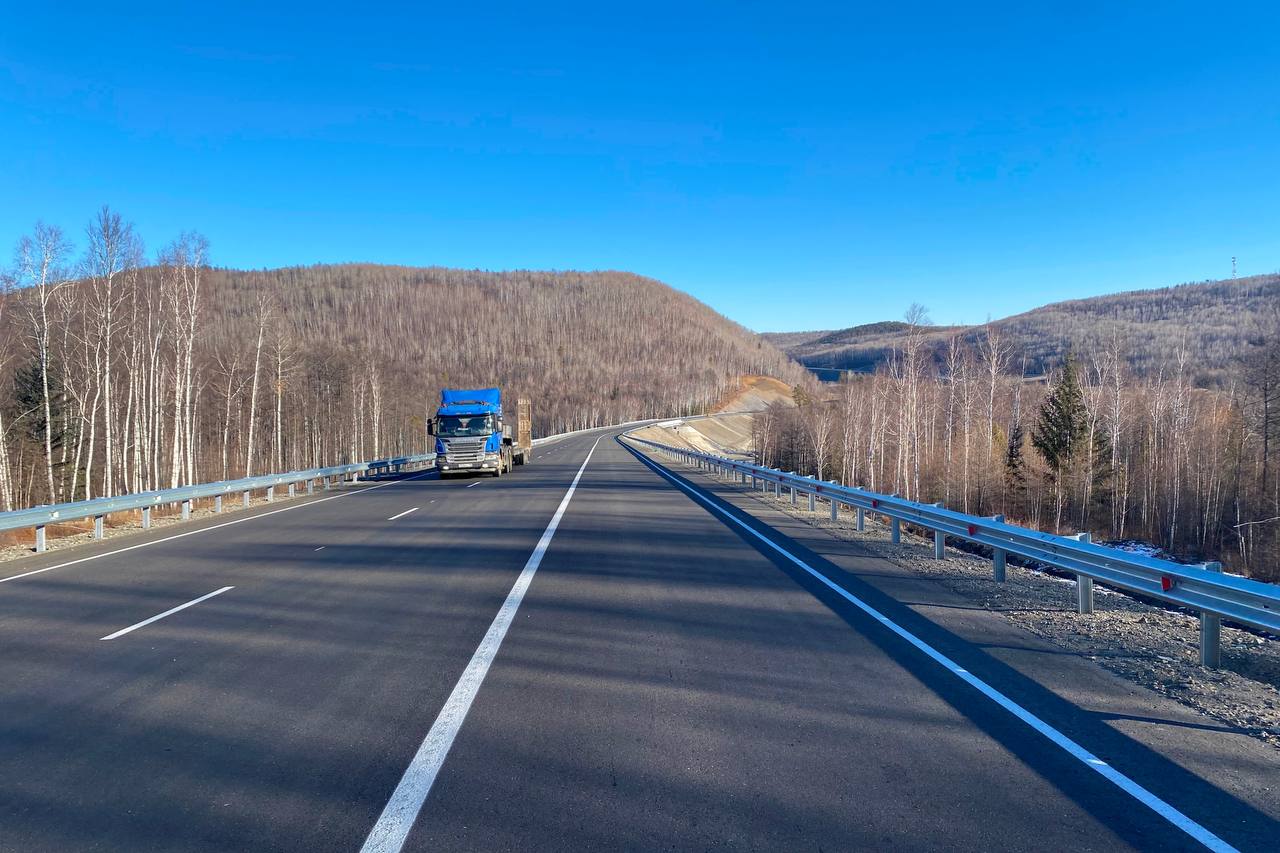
(714, 374, 797, 413)
(630, 378, 791, 456)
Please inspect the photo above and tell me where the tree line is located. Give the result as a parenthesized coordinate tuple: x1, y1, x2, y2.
(756, 305, 1280, 582)
(0, 207, 807, 512)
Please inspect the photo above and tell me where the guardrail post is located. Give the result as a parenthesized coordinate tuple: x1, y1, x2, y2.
(215, 495, 223, 513)
(142, 507, 152, 529)
(242, 490, 251, 508)
(266, 486, 275, 503)
(35, 525, 46, 553)
(808, 492, 815, 512)
(1074, 533, 1094, 614)
(181, 500, 191, 521)
(891, 517, 901, 544)
(307, 479, 314, 495)
(1200, 562, 1223, 668)
(92, 515, 103, 539)
(856, 507, 865, 531)
(287, 483, 296, 498)
(830, 498, 839, 521)
(789, 485, 797, 506)
(989, 515, 1006, 582)
(324, 477, 332, 490)
(931, 503, 945, 558)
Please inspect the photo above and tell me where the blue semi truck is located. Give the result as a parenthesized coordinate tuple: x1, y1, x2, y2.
(429, 388, 532, 477)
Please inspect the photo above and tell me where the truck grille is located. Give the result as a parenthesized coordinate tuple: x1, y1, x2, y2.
(443, 438, 486, 463)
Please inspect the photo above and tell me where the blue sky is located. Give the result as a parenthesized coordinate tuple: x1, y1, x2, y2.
(2, 2, 1277, 331)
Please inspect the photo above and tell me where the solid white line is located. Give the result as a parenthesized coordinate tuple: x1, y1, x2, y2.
(360, 438, 600, 853)
(388, 507, 419, 521)
(100, 586, 234, 640)
(314, 546, 326, 552)
(629, 446, 1238, 853)
(465, 482, 479, 488)
(0, 472, 432, 586)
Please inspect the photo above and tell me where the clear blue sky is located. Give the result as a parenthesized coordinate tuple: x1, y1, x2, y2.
(2, 2, 1277, 331)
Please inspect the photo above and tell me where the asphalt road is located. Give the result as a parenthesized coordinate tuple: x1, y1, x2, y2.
(0, 428, 1275, 852)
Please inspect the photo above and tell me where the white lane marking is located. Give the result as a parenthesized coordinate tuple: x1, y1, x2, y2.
(314, 546, 326, 552)
(100, 586, 234, 640)
(465, 482, 479, 488)
(388, 507, 419, 521)
(360, 438, 600, 853)
(0, 473, 432, 586)
(629, 446, 1238, 853)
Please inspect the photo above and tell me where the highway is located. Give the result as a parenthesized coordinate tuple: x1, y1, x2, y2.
(0, 428, 1276, 852)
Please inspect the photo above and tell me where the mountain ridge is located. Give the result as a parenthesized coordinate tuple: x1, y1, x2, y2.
(764, 274, 1279, 384)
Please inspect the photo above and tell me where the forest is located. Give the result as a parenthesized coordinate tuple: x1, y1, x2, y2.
(756, 306, 1280, 582)
(0, 208, 807, 512)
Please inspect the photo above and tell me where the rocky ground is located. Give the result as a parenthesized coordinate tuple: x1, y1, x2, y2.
(697, 465, 1280, 751)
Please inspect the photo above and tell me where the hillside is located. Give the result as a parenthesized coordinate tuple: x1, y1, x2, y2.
(0, 259, 806, 509)
(202, 264, 808, 432)
(766, 274, 1280, 384)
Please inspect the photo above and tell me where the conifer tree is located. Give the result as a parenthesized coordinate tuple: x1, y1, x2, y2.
(1004, 417, 1026, 513)
(1033, 355, 1087, 476)
(1033, 355, 1089, 530)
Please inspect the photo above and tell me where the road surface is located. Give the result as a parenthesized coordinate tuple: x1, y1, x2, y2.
(0, 427, 1275, 851)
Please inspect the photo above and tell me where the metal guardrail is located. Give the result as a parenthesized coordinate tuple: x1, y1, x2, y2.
(531, 418, 660, 447)
(627, 436, 1280, 668)
(1, 453, 436, 553)
(3, 415, 668, 555)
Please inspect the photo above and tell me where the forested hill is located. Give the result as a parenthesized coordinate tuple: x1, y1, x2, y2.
(766, 274, 1280, 385)
(208, 263, 807, 434)
(0, 258, 808, 510)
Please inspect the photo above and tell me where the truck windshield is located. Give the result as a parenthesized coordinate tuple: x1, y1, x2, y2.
(438, 414, 494, 437)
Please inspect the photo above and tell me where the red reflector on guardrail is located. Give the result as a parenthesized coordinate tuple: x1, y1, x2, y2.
(967, 524, 977, 536)
(1161, 576, 1174, 592)
(871, 499, 879, 508)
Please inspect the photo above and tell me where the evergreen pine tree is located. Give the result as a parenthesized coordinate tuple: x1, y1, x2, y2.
(9, 358, 67, 461)
(1004, 418, 1027, 504)
(1032, 355, 1087, 480)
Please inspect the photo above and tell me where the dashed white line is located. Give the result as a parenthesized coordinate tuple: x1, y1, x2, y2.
(465, 482, 479, 488)
(100, 586, 234, 641)
(359, 438, 600, 853)
(314, 546, 326, 552)
(630, 446, 1238, 853)
(387, 507, 419, 521)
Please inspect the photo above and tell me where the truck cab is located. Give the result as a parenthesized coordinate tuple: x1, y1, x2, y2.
(430, 388, 530, 477)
